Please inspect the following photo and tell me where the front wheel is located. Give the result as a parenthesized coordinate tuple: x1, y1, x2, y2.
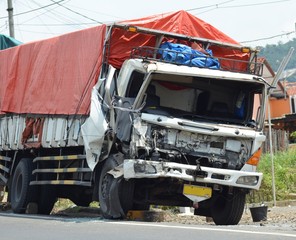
(98, 153, 134, 219)
(211, 189, 246, 225)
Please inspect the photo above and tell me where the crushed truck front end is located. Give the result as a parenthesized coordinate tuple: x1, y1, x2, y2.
(107, 56, 268, 224)
(125, 114, 265, 190)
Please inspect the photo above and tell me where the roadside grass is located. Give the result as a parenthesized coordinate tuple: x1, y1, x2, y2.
(253, 146, 296, 202)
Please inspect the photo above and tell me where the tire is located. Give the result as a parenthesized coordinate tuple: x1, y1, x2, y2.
(211, 189, 246, 225)
(10, 158, 37, 213)
(98, 154, 134, 219)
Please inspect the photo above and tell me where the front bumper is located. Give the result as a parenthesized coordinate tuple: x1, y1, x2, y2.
(123, 159, 263, 190)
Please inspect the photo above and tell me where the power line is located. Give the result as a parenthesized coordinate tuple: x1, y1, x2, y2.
(219, 0, 293, 8)
(186, 0, 235, 12)
(241, 30, 296, 44)
(21, 0, 56, 38)
(188, 0, 294, 15)
(27, 0, 85, 30)
(0, 0, 65, 19)
(49, 0, 103, 24)
(186, 0, 296, 44)
(16, 22, 97, 26)
(0, 23, 8, 33)
(65, 3, 124, 20)
(17, 28, 61, 35)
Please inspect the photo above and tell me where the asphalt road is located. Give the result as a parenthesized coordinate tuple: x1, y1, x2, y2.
(0, 213, 295, 240)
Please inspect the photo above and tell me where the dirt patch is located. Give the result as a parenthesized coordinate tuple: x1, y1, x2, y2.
(1, 200, 296, 229)
(164, 205, 296, 228)
(50, 204, 296, 229)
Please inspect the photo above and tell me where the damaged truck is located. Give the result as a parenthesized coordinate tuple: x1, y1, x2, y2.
(0, 11, 271, 225)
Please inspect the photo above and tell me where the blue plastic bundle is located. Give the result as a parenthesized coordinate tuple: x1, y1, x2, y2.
(159, 42, 220, 69)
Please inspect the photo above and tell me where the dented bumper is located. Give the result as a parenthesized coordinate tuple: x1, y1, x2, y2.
(123, 159, 263, 190)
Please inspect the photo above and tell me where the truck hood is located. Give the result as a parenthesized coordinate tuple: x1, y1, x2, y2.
(141, 113, 265, 140)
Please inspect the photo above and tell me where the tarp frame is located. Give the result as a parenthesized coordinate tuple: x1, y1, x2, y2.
(111, 23, 255, 53)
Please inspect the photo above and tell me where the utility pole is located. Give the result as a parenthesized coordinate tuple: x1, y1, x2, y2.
(7, 0, 15, 38)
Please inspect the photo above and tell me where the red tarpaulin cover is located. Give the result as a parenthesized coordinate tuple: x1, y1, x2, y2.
(0, 11, 248, 116)
(0, 25, 106, 115)
(108, 10, 249, 69)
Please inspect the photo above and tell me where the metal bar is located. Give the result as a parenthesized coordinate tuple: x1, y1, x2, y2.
(271, 47, 295, 89)
(32, 167, 91, 174)
(0, 173, 8, 184)
(112, 23, 253, 51)
(33, 155, 86, 162)
(0, 164, 9, 173)
(0, 156, 11, 162)
(130, 46, 263, 76)
(30, 180, 91, 187)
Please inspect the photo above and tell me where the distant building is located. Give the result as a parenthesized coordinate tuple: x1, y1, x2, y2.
(258, 57, 296, 134)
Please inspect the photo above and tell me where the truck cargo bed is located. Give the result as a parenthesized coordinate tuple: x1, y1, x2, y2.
(0, 115, 86, 151)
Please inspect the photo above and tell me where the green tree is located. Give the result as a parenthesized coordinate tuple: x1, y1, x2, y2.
(258, 38, 296, 82)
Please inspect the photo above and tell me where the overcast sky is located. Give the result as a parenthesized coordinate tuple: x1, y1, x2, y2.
(0, 0, 296, 47)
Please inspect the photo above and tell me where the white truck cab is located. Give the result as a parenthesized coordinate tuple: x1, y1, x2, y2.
(90, 44, 269, 224)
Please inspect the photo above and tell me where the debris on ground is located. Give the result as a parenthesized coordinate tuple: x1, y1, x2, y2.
(1, 199, 296, 229)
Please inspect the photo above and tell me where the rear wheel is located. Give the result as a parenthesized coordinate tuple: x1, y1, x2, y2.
(211, 189, 246, 225)
(98, 153, 134, 219)
(10, 158, 37, 213)
(10, 158, 56, 215)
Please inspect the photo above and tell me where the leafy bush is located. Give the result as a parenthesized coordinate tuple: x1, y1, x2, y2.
(258, 38, 296, 82)
(290, 131, 296, 143)
(254, 147, 296, 202)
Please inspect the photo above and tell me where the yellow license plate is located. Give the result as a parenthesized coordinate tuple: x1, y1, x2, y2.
(183, 184, 212, 198)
